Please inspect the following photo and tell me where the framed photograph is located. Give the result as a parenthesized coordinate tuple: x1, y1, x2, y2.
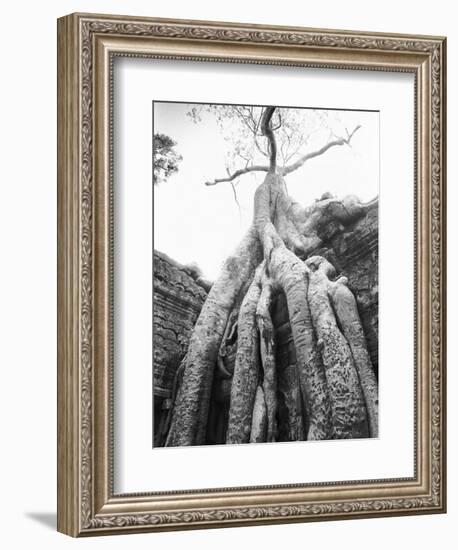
(57, 13, 446, 536)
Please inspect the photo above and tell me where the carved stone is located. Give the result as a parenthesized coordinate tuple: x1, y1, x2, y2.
(153, 250, 208, 445)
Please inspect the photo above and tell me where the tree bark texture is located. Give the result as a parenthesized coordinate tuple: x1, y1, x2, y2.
(305, 256, 370, 438)
(256, 272, 278, 442)
(250, 386, 268, 443)
(166, 227, 262, 446)
(226, 266, 263, 444)
(329, 275, 379, 436)
(164, 108, 377, 446)
(269, 244, 333, 440)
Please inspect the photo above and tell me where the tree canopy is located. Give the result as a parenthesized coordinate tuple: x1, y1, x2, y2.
(187, 104, 360, 188)
(153, 133, 183, 185)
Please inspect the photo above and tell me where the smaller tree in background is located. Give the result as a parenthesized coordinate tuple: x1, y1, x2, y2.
(153, 133, 182, 185)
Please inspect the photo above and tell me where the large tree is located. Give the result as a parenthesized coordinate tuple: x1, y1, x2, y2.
(165, 105, 378, 446)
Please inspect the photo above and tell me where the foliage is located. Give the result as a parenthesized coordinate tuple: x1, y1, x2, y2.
(187, 104, 346, 177)
(153, 133, 183, 185)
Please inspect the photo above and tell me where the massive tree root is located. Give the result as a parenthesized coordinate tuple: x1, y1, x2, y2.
(250, 386, 268, 443)
(328, 273, 379, 436)
(165, 228, 262, 446)
(226, 266, 263, 444)
(305, 256, 368, 438)
(165, 107, 378, 447)
(256, 270, 277, 442)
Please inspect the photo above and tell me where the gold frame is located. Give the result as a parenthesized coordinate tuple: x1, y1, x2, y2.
(57, 12, 447, 537)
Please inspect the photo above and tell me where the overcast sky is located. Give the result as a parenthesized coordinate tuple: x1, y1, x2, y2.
(153, 102, 379, 281)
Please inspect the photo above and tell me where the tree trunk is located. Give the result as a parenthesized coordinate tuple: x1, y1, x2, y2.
(166, 227, 262, 446)
(255, 172, 333, 441)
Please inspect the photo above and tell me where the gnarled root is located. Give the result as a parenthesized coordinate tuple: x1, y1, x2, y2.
(328, 276, 379, 436)
(165, 163, 377, 446)
(250, 386, 268, 443)
(163, 356, 186, 447)
(256, 269, 277, 442)
(255, 174, 333, 441)
(226, 265, 263, 444)
(166, 227, 262, 446)
(305, 256, 369, 438)
(267, 229, 333, 440)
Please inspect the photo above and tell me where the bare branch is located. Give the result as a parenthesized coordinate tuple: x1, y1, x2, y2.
(253, 134, 269, 158)
(229, 105, 269, 159)
(205, 123, 362, 187)
(205, 164, 270, 186)
(260, 106, 278, 171)
(344, 125, 361, 147)
(272, 111, 282, 131)
(233, 106, 257, 134)
(281, 125, 361, 176)
(230, 181, 242, 216)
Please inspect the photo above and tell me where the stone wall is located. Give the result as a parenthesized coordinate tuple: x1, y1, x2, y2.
(311, 200, 379, 374)
(153, 250, 208, 445)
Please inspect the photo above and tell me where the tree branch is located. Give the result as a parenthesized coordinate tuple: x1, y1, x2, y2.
(205, 124, 362, 186)
(230, 180, 242, 215)
(261, 106, 277, 172)
(281, 125, 361, 176)
(205, 164, 270, 186)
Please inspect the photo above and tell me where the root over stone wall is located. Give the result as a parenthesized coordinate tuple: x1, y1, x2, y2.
(153, 200, 378, 445)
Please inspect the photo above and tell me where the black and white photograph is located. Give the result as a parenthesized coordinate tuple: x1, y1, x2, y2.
(152, 101, 379, 447)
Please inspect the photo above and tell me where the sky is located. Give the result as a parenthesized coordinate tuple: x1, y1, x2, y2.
(153, 102, 379, 281)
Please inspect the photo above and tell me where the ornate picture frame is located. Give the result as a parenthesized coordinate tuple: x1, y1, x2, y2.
(57, 12, 446, 536)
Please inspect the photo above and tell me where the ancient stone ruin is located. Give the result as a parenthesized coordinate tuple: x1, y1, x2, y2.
(153, 199, 378, 446)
